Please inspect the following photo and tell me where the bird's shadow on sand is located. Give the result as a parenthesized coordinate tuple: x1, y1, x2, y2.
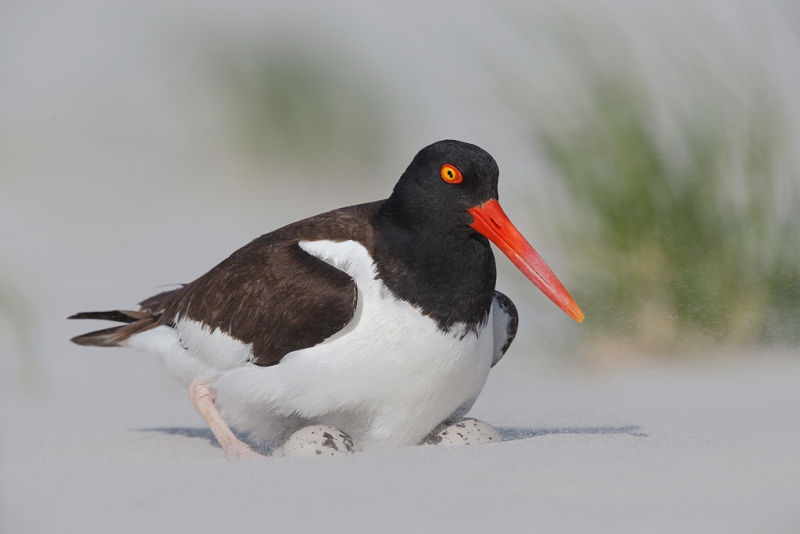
(498, 425, 647, 440)
(140, 427, 221, 448)
(138, 427, 274, 454)
(139, 424, 646, 450)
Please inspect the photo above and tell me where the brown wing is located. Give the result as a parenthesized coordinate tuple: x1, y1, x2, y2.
(148, 201, 382, 367)
(139, 288, 184, 314)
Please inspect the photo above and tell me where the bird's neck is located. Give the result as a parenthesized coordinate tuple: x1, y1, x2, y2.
(372, 201, 497, 333)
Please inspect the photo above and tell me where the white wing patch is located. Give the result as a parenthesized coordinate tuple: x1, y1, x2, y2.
(174, 317, 254, 370)
(298, 240, 375, 289)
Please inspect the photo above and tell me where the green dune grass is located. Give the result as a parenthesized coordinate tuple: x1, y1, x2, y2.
(535, 75, 800, 349)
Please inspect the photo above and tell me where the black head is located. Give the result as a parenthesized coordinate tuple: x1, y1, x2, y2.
(374, 140, 501, 332)
(380, 140, 500, 233)
(375, 139, 585, 327)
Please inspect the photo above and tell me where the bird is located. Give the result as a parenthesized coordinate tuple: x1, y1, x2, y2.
(69, 140, 584, 459)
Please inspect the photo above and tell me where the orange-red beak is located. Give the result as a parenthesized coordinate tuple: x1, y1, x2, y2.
(467, 200, 584, 323)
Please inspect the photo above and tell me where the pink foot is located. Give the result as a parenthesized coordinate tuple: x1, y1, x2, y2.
(223, 441, 262, 461)
(188, 378, 263, 461)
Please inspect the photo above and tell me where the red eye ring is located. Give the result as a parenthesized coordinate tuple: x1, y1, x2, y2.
(440, 164, 463, 184)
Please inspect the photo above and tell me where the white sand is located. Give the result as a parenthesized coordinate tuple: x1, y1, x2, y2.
(3, 350, 800, 533)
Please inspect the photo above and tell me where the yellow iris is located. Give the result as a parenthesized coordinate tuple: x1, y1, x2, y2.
(440, 164, 462, 183)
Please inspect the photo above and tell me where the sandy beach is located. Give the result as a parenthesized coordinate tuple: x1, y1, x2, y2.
(3, 343, 799, 533)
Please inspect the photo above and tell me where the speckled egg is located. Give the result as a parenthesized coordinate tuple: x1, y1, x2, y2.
(421, 418, 502, 446)
(274, 425, 360, 458)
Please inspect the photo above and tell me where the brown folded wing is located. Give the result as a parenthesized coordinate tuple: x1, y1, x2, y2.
(146, 201, 382, 367)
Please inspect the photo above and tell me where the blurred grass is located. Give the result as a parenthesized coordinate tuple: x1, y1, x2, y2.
(0, 280, 40, 391)
(212, 42, 389, 174)
(540, 77, 800, 348)
(503, 8, 800, 352)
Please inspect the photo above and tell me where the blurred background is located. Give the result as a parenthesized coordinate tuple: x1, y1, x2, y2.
(2, 0, 800, 530)
(3, 0, 799, 385)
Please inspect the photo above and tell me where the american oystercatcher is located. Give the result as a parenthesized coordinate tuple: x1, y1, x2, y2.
(70, 140, 584, 459)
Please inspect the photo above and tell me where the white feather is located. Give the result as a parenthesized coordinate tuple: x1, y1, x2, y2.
(173, 317, 253, 370)
(122, 325, 215, 387)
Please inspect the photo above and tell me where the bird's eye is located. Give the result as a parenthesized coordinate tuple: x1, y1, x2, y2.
(440, 164, 463, 184)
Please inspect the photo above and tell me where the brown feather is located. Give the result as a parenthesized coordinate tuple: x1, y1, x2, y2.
(70, 316, 159, 346)
(138, 288, 183, 314)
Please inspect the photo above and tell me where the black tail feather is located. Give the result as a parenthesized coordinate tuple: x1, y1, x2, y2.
(69, 310, 160, 346)
(68, 310, 150, 323)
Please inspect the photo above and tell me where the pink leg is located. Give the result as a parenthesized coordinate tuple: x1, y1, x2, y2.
(188, 378, 261, 460)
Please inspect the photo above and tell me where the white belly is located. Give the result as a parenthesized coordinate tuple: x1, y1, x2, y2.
(124, 240, 495, 450)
